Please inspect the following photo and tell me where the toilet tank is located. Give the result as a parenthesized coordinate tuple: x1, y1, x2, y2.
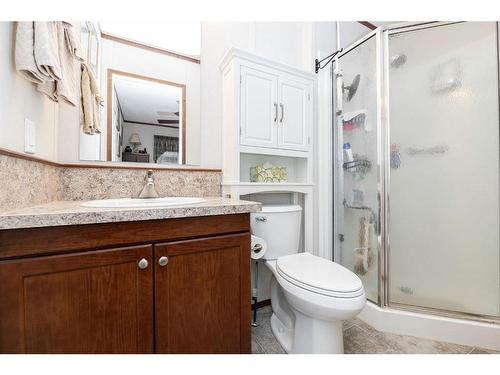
(251, 204, 302, 260)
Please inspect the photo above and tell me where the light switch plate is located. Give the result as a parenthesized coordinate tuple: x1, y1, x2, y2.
(24, 118, 36, 154)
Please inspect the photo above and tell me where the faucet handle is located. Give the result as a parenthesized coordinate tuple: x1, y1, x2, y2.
(145, 169, 154, 180)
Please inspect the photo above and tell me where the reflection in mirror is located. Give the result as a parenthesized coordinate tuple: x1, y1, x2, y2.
(78, 21, 201, 166)
(108, 71, 185, 165)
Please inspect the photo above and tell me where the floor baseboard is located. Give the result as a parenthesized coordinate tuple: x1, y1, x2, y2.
(255, 299, 271, 309)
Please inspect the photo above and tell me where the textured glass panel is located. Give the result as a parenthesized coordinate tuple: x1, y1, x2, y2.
(388, 22, 500, 316)
(336, 35, 380, 303)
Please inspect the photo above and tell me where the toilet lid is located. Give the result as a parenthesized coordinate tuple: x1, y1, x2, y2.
(276, 253, 364, 298)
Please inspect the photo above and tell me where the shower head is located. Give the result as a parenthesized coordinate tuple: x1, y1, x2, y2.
(390, 54, 407, 68)
(343, 74, 360, 102)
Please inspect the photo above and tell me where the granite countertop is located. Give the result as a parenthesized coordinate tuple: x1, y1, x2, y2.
(0, 197, 262, 230)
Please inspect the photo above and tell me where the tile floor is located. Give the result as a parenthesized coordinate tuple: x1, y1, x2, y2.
(251, 306, 499, 354)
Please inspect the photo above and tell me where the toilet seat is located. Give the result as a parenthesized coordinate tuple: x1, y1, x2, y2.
(276, 252, 364, 298)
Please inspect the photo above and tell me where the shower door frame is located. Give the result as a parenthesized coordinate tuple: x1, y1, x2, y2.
(332, 28, 386, 306)
(334, 21, 500, 324)
(380, 21, 500, 323)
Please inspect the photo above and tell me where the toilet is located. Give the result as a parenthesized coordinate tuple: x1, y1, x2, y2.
(251, 204, 366, 354)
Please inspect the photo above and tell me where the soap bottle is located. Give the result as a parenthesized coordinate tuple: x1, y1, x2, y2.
(343, 143, 354, 163)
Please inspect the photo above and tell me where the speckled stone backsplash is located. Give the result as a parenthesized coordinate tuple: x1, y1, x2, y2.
(59, 167, 221, 201)
(0, 154, 62, 211)
(0, 152, 222, 211)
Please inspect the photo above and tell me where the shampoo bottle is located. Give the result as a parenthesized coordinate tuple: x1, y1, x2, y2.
(343, 143, 354, 163)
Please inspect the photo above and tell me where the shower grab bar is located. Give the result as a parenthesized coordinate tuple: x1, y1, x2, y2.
(406, 143, 448, 156)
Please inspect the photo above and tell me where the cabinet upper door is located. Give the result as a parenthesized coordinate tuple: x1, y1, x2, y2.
(154, 233, 251, 354)
(278, 74, 312, 151)
(240, 65, 278, 148)
(0, 245, 154, 354)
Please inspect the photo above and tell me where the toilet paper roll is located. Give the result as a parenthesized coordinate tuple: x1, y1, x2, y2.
(251, 235, 267, 260)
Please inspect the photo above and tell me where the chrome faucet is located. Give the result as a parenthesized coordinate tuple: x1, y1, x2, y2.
(138, 170, 160, 199)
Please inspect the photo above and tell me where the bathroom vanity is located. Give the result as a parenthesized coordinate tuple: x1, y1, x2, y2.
(0, 198, 260, 354)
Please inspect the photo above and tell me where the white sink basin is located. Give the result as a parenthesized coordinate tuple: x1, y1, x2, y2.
(81, 197, 206, 208)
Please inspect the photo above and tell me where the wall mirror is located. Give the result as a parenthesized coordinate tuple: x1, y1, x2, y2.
(108, 71, 186, 165)
(78, 21, 201, 166)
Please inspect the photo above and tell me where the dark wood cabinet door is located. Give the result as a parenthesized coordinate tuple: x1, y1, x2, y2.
(0, 245, 154, 353)
(154, 233, 251, 354)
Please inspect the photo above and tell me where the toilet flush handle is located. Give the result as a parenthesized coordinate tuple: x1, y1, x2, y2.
(255, 216, 267, 222)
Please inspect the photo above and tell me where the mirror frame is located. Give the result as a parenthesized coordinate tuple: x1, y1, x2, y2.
(106, 69, 187, 164)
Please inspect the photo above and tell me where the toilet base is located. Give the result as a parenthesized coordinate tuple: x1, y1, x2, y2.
(270, 313, 293, 353)
(291, 310, 344, 354)
(270, 309, 345, 354)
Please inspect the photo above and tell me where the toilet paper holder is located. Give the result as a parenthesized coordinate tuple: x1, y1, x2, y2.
(252, 243, 263, 253)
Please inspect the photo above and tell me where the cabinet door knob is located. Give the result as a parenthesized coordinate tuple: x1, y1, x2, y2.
(280, 103, 284, 123)
(138, 258, 149, 269)
(273, 102, 278, 122)
(158, 256, 169, 267)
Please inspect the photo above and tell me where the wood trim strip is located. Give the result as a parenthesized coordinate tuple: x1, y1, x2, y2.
(358, 21, 377, 30)
(60, 163, 220, 172)
(240, 233, 252, 353)
(106, 69, 113, 161)
(107, 69, 186, 88)
(0, 147, 221, 172)
(106, 69, 187, 164)
(181, 86, 187, 165)
(0, 147, 60, 167)
(101, 32, 200, 64)
(123, 120, 179, 129)
(157, 120, 179, 125)
(255, 299, 271, 309)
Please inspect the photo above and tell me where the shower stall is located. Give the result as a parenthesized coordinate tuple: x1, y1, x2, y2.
(333, 22, 500, 322)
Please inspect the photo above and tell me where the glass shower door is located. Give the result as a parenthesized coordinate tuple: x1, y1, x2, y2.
(387, 22, 500, 317)
(334, 31, 382, 303)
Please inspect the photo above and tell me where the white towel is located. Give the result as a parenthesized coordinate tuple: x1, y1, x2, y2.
(81, 62, 103, 134)
(36, 22, 80, 105)
(33, 22, 61, 81)
(36, 80, 57, 101)
(14, 22, 46, 83)
(55, 22, 80, 106)
(62, 21, 80, 57)
(354, 216, 375, 276)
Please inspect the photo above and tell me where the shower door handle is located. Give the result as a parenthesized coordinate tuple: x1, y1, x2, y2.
(335, 72, 344, 114)
(279, 103, 284, 123)
(377, 192, 382, 236)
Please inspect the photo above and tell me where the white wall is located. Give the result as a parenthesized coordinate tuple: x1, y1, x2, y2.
(0, 22, 59, 160)
(98, 38, 201, 165)
(338, 21, 372, 49)
(0, 22, 86, 163)
(122, 122, 178, 162)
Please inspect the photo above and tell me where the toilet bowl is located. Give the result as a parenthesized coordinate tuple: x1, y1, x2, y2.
(266, 254, 366, 353)
(251, 204, 366, 354)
